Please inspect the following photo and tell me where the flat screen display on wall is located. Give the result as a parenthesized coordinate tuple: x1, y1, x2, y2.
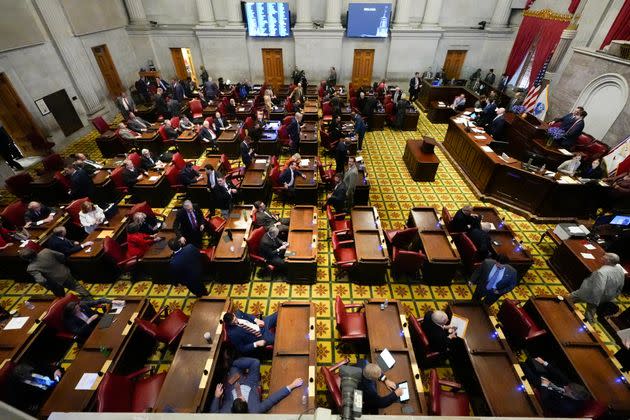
(347, 3, 391, 38)
(244, 2, 291, 37)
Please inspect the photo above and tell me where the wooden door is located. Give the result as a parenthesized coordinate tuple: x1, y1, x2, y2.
(443, 50, 467, 80)
(170, 48, 189, 81)
(262, 49, 284, 90)
(92, 45, 124, 97)
(0, 73, 43, 157)
(352, 49, 374, 87)
(43, 90, 83, 137)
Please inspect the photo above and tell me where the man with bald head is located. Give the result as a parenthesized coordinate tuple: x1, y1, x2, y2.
(173, 200, 207, 248)
(487, 107, 507, 142)
(450, 205, 481, 233)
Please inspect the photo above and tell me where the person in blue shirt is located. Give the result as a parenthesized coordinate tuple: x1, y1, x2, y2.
(469, 254, 518, 305)
(352, 111, 367, 152)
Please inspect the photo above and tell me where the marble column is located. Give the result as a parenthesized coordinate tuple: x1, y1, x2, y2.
(325, 0, 342, 29)
(548, 0, 588, 72)
(487, 0, 513, 29)
(195, 0, 217, 26)
(34, 0, 103, 115)
(295, 0, 312, 29)
(226, 0, 244, 27)
(393, 0, 411, 28)
(124, 0, 149, 25)
(421, 0, 443, 29)
(409, 0, 427, 27)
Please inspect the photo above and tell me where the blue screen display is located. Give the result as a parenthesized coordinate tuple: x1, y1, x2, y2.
(347, 3, 391, 38)
(245, 2, 291, 37)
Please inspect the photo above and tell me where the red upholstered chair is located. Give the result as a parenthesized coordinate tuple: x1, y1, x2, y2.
(384, 227, 418, 254)
(282, 115, 293, 126)
(270, 155, 279, 168)
(409, 315, 442, 366)
(135, 305, 189, 346)
(164, 165, 185, 196)
(284, 98, 294, 113)
(127, 202, 164, 224)
(384, 102, 396, 125)
(5, 172, 33, 198)
(574, 133, 610, 161)
(392, 247, 426, 279)
(326, 205, 351, 232)
(532, 388, 608, 419)
(428, 369, 471, 416)
(128, 152, 142, 168)
(316, 157, 335, 189)
(63, 197, 90, 230)
(205, 116, 214, 127)
(332, 230, 358, 277)
(334, 296, 367, 344)
(219, 154, 244, 188)
(441, 207, 454, 232)
(244, 116, 254, 130)
(53, 171, 71, 194)
(320, 129, 339, 154)
(171, 152, 187, 170)
(42, 153, 65, 172)
(246, 226, 275, 277)
(189, 99, 203, 121)
(497, 299, 547, 348)
(96, 367, 166, 413)
(103, 237, 140, 278)
(41, 294, 81, 341)
(1, 200, 27, 229)
(269, 166, 287, 201)
(158, 125, 176, 148)
(205, 214, 226, 239)
(320, 358, 349, 412)
(453, 233, 482, 274)
(170, 116, 180, 130)
(91, 116, 112, 135)
(109, 167, 129, 194)
(0, 360, 15, 400)
(322, 101, 333, 117)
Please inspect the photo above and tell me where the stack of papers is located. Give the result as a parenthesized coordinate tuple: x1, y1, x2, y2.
(481, 222, 496, 231)
(454, 118, 467, 124)
(581, 252, 595, 260)
(463, 111, 472, 116)
(472, 128, 485, 134)
(583, 243, 596, 250)
(148, 175, 160, 181)
(474, 135, 486, 140)
(3, 316, 29, 330)
(558, 148, 573, 156)
(438, 101, 446, 107)
(557, 175, 579, 184)
(299, 159, 310, 167)
(450, 314, 469, 338)
(110, 300, 126, 314)
(481, 146, 494, 153)
(255, 158, 267, 164)
(75, 373, 99, 390)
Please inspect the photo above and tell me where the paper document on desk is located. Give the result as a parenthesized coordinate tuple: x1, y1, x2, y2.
(474, 135, 486, 140)
(568, 226, 584, 234)
(148, 175, 160, 181)
(481, 222, 496, 231)
(617, 328, 630, 348)
(238, 107, 245, 112)
(557, 175, 579, 184)
(584, 244, 596, 250)
(75, 373, 99, 390)
(558, 148, 573, 156)
(255, 159, 267, 164)
(97, 230, 113, 239)
(299, 159, 310, 167)
(472, 128, 485, 134)
(481, 146, 494, 153)
(438, 101, 446, 107)
(581, 252, 595, 260)
(463, 111, 472, 116)
(450, 314, 469, 338)
(474, 108, 482, 113)
(110, 300, 125, 314)
(3, 316, 28, 330)
(454, 118, 467, 124)
(398, 382, 410, 402)
(377, 349, 396, 372)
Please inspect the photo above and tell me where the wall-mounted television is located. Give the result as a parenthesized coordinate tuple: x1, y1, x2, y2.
(244, 2, 291, 37)
(347, 3, 391, 38)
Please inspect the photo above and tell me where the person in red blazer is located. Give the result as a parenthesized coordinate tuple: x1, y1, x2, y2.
(126, 222, 162, 259)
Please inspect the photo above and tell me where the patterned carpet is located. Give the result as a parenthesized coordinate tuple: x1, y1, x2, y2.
(1, 107, 628, 412)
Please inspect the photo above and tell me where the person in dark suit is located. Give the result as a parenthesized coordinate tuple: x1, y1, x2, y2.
(522, 357, 591, 417)
(260, 226, 288, 270)
(395, 94, 410, 129)
(154, 93, 168, 118)
(240, 137, 255, 166)
(335, 137, 349, 174)
(122, 159, 144, 188)
(163, 119, 179, 139)
(19, 248, 91, 298)
(135, 76, 151, 103)
(409, 72, 421, 101)
(62, 299, 100, 339)
(223, 309, 278, 355)
(213, 178, 237, 219)
(140, 148, 163, 171)
(325, 173, 347, 213)
(167, 239, 208, 297)
(422, 310, 458, 354)
(173, 79, 186, 101)
(199, 121, 218, 149)
(116, 92, 136, 119)
(553, 107, 583, 131)
(362, 95, 378, 117)
(248, 114, 264, 143)
(166, 99, 180, 119)
(287, 112, 302, 153)
(468, 227, 496, 260)
(478, 99, 497, 127)
(329, 115, 343, 144)
(579, 158, 604, 180)
(487, 107, 507, 142)
(174, 200, 208, 248)
(558, 108, 587, 149)
(213, 111, 228, 135)
(352, 111, 367, 152)
(450, 205, 481, 232)
(469, 255, 518, 305)
(205, 164, 222, 216)
(252, 201, 288, 239)
(355, 360, 403, 411)
(279, 161, 306, 193)
(24, 201, 53, 228)
(154, 77, 170, 92)
(0, 125, 23, 170)
(126, 112, 151, 132)
(65, 163, 94, 200)
(210, 357, 303, 413)
(46, 226, 93, 256)
(179, 161, 202, 186)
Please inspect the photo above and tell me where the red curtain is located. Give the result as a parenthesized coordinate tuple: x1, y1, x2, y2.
(504, 15, 540, 77)
(600, 0, 630, 49)
(568, 0, 581, 14)
(528, 18, 569, 86)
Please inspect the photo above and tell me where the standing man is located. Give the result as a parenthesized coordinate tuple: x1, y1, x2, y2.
(487, 108, 507, 142)
(569, 252, 624, 322)
(167, 238, 208, 297)
(469, 254, 518, 305)
(557, 108, 587, 149)
(343, 157, 359, 209)
(240, 137, 256, 166)
(213, 178, 237, 219)
(19, 248, 91, 298)
(134, 76, 151, 103)
(287, 112, 303, 154)
(279, 160, 306, 195)
(116, 92, 136, 119)
(174, 200, 207, 248)
(335, 137, 349, 174)
(484, 69, 496, 86)
(328, 66, 337, 87)
(352, 111, 366, 153)
(325, 173, 347, 213)
(409, 72, 421, 102)
(0, 126, 23, 170)
(65, 163, 95, 200)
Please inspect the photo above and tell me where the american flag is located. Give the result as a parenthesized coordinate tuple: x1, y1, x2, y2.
(523, 54, 551, 112)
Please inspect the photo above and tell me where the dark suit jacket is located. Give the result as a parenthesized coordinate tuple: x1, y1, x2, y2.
(46, 235, 82, 256)
(254, 210, 279, 230)
(116, 97, 135, 118)
(327, 182, 347, 212)
(213, 118, 227, 135)
(487, 115, 507, 142)
(127, 117, 150, 132)
(169, 244, 206, 297)
(422, 311, 451, 353)
(471, 259, 518, 295)
(260, 232, 283, 261)
(63, 303, 96, 338)
(173, 83, 185, 101)
(225, 310, 271, 355)
(279, 168, 302, 187)
(24, 206, 52, 224)
(199, 126, 215, 142)
(241, 141, 253, 166)
(174, 207, 206, 241)
(123, 168, 141, 187)
(70, 169, 94, 200)
(562, 119, 584, 148)
(140, 154, 157, 171)
(179, 167, 199, 186)
(362, 97, 378, 116)
(356, 359, 398, 411)
(213, 185, 233, 211)
(164, 125, 178, 139)
(287, 118, 300, 145)
(206, 170, 223, 189)
(450, 209, 480, 233)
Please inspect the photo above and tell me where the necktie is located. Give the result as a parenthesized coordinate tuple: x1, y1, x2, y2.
(289, 170, 295, 186)
(188, 211, 197, 229)
(238, 320, 262, 337)
(208, 172, 215, 188)
(486, 267, 500, 290)
(123, 98, 129, 110)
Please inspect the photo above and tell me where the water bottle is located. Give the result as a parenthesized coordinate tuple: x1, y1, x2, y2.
(384, 299, 388, 309)
(302, 386, 308, 406)
(24, 300, 35, 310)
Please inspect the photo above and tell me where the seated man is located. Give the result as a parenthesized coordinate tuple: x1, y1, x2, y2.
(223, 309, 278, 355)
(199, 120, 218, 149)
(422, 310, 458, 354)
(179, 161, 203, 186)
(117, 123, 141, 140)
(140, 148, 164, 170)
(179, 114, 194, 130)
(469, 254, 518, 305)
(122, 159, 144, 188)
(260, 226, 288, 271)
(65, 162, 95, 200)
(252, 201, 289, 239)
(450, 93, 466, 111)
(46, 226, 93, 256)
(557, 108, 587, 149)
(325, 173, 347, 213)
(63, 299, 100, 339)
(450, 205, 481, 232)
(210, 357, 303, 413)
(356, 360, 404, 411)
(126, 112, 150, 132)
(24, 201, 54, 228)
(8, 362, 64, 415)
(162, 119, 179, 139)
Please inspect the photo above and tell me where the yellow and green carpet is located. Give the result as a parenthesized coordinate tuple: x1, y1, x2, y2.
(1, 109, 627, 410)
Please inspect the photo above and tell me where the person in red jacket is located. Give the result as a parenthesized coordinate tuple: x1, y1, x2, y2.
(125, 222, 162, 259)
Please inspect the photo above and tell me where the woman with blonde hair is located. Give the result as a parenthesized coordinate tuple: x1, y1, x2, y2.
(79, 201, 106, 233)
(264, 94, 274, 114)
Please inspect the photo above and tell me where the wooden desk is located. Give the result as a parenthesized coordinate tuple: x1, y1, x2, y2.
(285, 206, 317, 284)
(185, 155, 225, 208)
(407, 207, 460, 284)
(212, 205, 254, 283)
(0, 297, 53, 363)
(131, 169, 172, 207)
(351, 206, 389, 283)
(89, 169, 117, 204)
(403, 138, 440, 182)
(449, 301, 543, 417)
(426, 101, 456, 124)
(302, 100, 319, 122)
(240, 156, 271, 204)
(0, 242, 32, 280)
(403, 108, 420, 131)
(39, 298, 152, 417)
(28, 210, 67, 241)
(257, 130, 279, 156)
(367, 110, 385, 131)
(548, 237, 606, 291)
(217, 127, 240, 158)
(236, 104, 254, 120)
(298, 131, 318, 156)
(176, 129, 202, 158)
(268, 302, 316, 413)
(524, 296, 630, 416)
(139, 231, 176, 283)
(293, 157, 318, 205)
(154, 297, 230, 413)
(443, 115, 602, 220)
(364, 299, 427, 415)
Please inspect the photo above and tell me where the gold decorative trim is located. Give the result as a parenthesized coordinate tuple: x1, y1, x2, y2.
(523, 8, 572, 22)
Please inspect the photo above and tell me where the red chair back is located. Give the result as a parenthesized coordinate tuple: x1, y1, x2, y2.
(320, 365, 343, 411)
(1, 200, 27, 228)
(110, 167, 127, 191)
(455, 233, 478, 272)
(429, 369, 442, 414)
(284, 98, 293, 113)
(441, 207, 452, 229)
(170, 116, 180, 129)
(246, 227, 266, 259)
(103, 236, 125, 264)
(54, 171, 71, 192)
(172, 152, 186, 170)
(497, 299, 547, 344)
(334, 296, 347, 327)
(278, 124, 288, 140)
(96, 373, 134, 412)
(205, 116, 214, 127)
(128, 152, 142, 168)
(220, 154, 233, 172)
(158, 125, 168, 141)
(65, 197, 90, 227)
(5, 173, 33, 197)
(617, 155, 630, 176)
(91, 116, 110, 134)
(41, 294, 79, 334)
(42, 154, 64, 171)
(270, 166, 281, 187)
(127, 201, 156, 219)
(189, 99, 203, 119)
(282, 115, 293, 126)
(218, 102, 227, 116)
(384, 101, 395, 115)
(390, 227, 418, 249)
(244, 116, 254, 129)
(322, 102, 333, 116)
(164, 165, 181, 187)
